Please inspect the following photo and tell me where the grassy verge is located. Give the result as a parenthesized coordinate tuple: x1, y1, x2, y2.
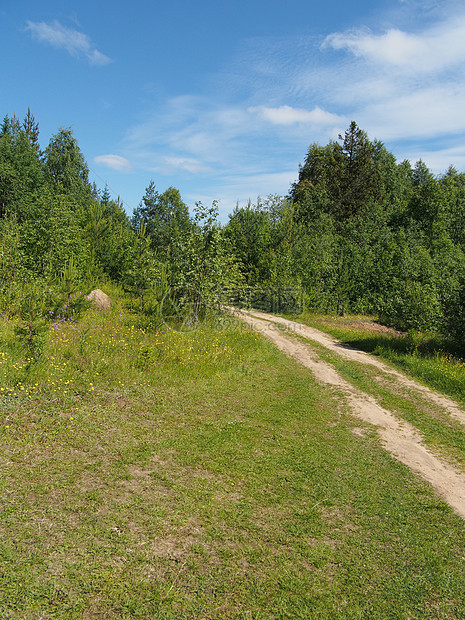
(292, 312, 465, 406)
(286, 331, 465, 470)
(2, 304, 465, 618)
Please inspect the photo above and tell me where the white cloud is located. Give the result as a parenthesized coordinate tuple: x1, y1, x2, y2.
(94, 154, 132, 171)
(324, 28, 424, 66)
(250, 105, 346, 126)
(361, 84, 465, 141)
(323, 13, 465, 73)
(25, 20, 111, 65)
(163, 156, 212, 174)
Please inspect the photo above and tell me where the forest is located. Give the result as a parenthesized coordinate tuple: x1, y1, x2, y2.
(2, 111, 465, 342)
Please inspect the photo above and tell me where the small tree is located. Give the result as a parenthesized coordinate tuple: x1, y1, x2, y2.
(171, 201, 242, 324)
(43, 127, 91, 199)
(122, 222, 160, 307)
(0, 213, 23, 304)
(14, 281, 52, 361)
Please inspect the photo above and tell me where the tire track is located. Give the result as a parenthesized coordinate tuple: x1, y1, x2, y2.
(232, 308, 465, 520)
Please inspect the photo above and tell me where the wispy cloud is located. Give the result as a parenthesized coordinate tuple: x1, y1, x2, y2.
(249, 105, 345, 127)
(94, 154, 132, 171)
(184, 171, 297, 220)
(322, 14, 465, 74)
(123, 96, 257, 170)
(114, 1, 465, 217)
(25, 20, 111, 65)
(121, 95, 304, 218)
(361, 85, 465, 141)
(401, 145, 465, 173)
(163, 156, 213, 174)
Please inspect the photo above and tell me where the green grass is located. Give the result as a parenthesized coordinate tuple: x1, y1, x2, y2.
(277, 311, 465, 469)
(2, 302, 465, 618)
(288, 332, 465, 470)
(293, 312, 465, 406)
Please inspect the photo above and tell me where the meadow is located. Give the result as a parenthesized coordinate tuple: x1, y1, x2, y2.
(2, 299, 465, 618)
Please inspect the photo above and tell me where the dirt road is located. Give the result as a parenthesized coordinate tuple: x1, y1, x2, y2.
(231, 308, 465, 520)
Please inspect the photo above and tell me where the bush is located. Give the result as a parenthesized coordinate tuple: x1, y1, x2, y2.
(379, 279, 443, 332)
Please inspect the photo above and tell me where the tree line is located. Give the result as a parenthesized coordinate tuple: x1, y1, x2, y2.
(1, 111, 465, 341)
(226, 121, 465, 339)
(0, 110, 241, 328)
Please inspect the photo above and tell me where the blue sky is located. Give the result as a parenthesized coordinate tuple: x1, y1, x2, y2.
(2, 0, 465, 220)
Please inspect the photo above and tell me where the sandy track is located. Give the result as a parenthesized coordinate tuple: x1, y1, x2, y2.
(231, 308, 465, 520)
(241, 309, 465, 426)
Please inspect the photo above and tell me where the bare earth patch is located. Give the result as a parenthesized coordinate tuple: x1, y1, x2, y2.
(233, 308, 465, 520)
(317, 315, 406, 337)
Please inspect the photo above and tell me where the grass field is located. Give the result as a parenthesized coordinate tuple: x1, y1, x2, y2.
(2, 302, 465, 618)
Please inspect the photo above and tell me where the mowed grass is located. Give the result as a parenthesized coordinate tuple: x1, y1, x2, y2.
(2, 304, 465, 618)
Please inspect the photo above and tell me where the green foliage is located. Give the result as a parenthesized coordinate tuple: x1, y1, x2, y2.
(225, 200, 272, 284)
(0, 111, 43, 218)
(172, 201, 243, 324)
(225, 196, 299, 289)
(284, 122, 465, 337)
(59, 256, 80, 302)
(19, 190, 86, 280)
(3, 107, 465, 344)
(438, 166, 465, 247)
(122, 222, 162, 306)
(0, 213, 24, 301)
(43, 127, 90, 198)
(380, 279, 442, 332)
(292, 121, 391, 222)
(79, 195, 135, 282)
(55, 256, 90, 321)
(13, 281, 53, 360)
(132, 180, 191, 257)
